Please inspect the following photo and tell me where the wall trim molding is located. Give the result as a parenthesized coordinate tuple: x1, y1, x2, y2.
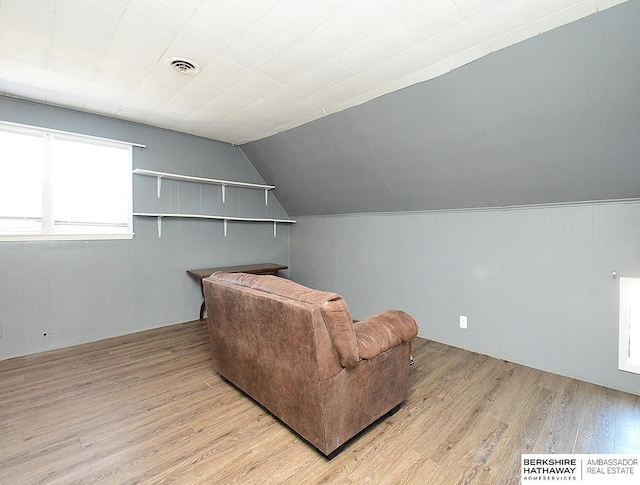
(295, 198, 640, 219)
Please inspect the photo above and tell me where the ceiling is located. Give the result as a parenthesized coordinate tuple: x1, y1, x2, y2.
(0, 0, 629, 145)
(242, 0, 640, 216)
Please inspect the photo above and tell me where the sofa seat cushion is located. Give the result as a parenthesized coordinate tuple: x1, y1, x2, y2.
(354, 310, 418, 359)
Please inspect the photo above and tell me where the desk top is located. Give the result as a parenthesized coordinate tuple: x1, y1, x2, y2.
(187, 263, 288, 280)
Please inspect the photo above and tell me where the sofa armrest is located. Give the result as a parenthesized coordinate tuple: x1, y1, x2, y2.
(353, 310, 418, 359)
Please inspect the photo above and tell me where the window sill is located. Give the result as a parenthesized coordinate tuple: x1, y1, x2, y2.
(0, 233, 134, 242)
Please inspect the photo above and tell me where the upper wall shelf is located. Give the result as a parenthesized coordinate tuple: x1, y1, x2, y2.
(132, 168, 275, 204)
(132, 168, 293, 238)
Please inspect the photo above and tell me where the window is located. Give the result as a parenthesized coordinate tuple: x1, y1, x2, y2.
(0, 121, 134, 241)
(619, 277, 640, 374)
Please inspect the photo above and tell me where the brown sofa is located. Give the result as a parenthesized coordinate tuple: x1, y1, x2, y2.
(203, 271, 418, 458)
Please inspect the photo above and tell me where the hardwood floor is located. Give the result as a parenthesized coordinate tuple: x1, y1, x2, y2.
(1, 320, 639, 484)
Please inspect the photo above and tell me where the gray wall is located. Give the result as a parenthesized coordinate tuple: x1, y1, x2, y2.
(242, 0, 640, 217)
(0, 96, 290, 359)
(291, 202, 640, 395)
(239, 0, 640, 396)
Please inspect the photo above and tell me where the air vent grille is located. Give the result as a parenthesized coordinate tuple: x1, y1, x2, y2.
(166, 57, 200, 75)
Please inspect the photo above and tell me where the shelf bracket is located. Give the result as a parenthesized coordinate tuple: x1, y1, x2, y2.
(265, 189, 269, 206)
(223, 219, 228, 237)
(222, 185, 226, 204)
(157, 216, 163, 237)
(156, 176, 163, 198)
(273, 221, 277, 237)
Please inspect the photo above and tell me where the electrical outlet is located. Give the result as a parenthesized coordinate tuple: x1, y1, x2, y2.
(460, 315, 468, 329)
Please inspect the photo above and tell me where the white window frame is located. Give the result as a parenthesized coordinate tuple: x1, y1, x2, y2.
(619, 276, 640, 375)
(0, 121, 142, 242)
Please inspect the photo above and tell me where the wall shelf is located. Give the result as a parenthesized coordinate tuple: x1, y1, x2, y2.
(133, 168, 275, 204)
(133, 169, 293, 237)
(133, 212, 296, 238)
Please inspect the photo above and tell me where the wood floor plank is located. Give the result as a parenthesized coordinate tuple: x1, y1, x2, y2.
(475, 384, 556, 484)
(574, 429, 614, 454)
(613, 392, 640, 453)
(428, 414, 509, 485)
(1, 320, 639, 484)
(531, 379, 583, 454)
(578, 381, 616, 441)
(427, 360, 511, 463)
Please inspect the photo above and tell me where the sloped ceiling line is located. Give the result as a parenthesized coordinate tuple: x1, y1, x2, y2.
(241, 1, 640, 216)
(0, 0, 631, 145)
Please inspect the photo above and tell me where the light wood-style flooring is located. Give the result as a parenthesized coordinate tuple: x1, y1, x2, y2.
(1, 320, 639, 484)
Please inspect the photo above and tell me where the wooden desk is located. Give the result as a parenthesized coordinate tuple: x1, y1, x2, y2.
(187, 263, 288, 320)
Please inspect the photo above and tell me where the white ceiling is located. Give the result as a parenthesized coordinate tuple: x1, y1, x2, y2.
(0, 0, 629, 145)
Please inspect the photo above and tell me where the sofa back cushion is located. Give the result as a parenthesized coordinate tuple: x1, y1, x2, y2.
(317, 296, 359, 368)
(209, 272, 359, 368)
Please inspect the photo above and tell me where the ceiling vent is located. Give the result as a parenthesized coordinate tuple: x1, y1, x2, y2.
(166, 57, 200, 75)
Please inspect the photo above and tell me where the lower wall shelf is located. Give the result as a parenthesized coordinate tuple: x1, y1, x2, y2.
(133, 212, 296, 237)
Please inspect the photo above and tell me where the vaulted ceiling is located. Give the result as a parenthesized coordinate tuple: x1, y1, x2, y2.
(1, 0, 638, 217)
(241, 0, 640, 216)
(0, 0, 629, 145)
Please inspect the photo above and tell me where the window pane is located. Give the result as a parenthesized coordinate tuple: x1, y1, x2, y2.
(50, 137, 131, 232)
(619, 277, 640, 374)
(0, 129, 43, 233)
(0, 121, 134, 240)
(627, 280, 640, 365)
